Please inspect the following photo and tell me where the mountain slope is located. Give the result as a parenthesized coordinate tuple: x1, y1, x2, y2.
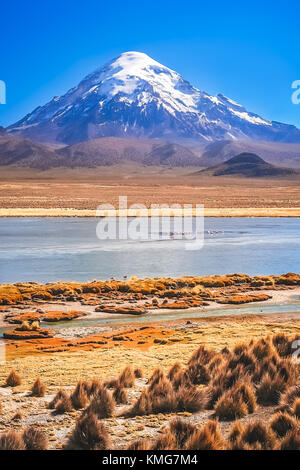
(7, 52, 300, 145)
(196, 153, 298, 178)
(0, 134, 58, 169)
(199, 140, 300, 168)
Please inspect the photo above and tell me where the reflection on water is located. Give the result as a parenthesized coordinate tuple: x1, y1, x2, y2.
(0, 217, 299, 283)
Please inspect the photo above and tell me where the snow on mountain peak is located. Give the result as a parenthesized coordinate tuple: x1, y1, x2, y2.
(7, 52, 300, 145)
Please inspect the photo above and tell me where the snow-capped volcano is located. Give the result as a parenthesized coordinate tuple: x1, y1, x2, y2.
(7, 51, 300, 144)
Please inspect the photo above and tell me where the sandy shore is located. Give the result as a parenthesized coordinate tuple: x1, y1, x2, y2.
(1, 207, 300, 217)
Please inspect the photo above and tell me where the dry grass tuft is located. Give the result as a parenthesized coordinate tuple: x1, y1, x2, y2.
(127, 439, 149, 450)
(119, 365, 135, 388)
(151, 430, 176, 450)
(6, 369, 21, 387)
(185, 420, 225, 450)
(71, 380, 89, 409)
(0, 431, 25, 450)
(68, 413, 110, 450)
(113, 383, 128, 404)
(292, 398, 300, 418)
(23, 426, 48, 450)
(31, 376, 46, 397)
(279, 429, 300, 450)
(256, 373, 286, 406)
(169, 418, 196, 449)
(270, 412, 298, 438)
(240, 421, 277, 450)
(215, 394, 248, 421)
(86, 387, 115, 418)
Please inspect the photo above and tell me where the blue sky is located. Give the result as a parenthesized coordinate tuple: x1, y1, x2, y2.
(0, 0, 299, 128)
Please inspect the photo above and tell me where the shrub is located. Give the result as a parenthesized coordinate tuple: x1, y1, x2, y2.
(88, 378, 103, 397)
(233, 382, 257, 413)
(151, 430, 176, 450)
(188, 345, 215, 366)
(119, 366, 135, 388)
(185, 421, 225, 450)
(127, 439, 149, 450)
(270, 412, 298, 438)
(48, 389, 69, 409)
(113, 383, 128, 404)
(167, 362, 182, 381)
(6, 369, 21, 387)
(240, 421, 276, 450)
(71, 380, 89, 409)
(148, 368, 164, 388)
(87, 387, 115, 418)
(134, 368, 144, 379)
(215, 394, 248, 421)
(68, 413, 110, 450)
(0, 431, 25, 450)
(272, 333, 290, 357)
(279, 429, 300, 450)
(56, 394, 73, 413)
(292, 398, 300, 418)
(31, 376, 46, 397)
(281, 384, 300, 407)
(228, 421, 243, 443)
(169, 418, 196, 449)
(185, 363, 210, 385)
(23, 426, 48, 450)
(176, 386, 208, 413)
(256, 373, 286, 406)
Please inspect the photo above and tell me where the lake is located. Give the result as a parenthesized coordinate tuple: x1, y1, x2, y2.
(0, 217, 299, 283)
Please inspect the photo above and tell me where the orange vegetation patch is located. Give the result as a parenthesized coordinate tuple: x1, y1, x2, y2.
(0, 273, 299, 306)
(3, 328, 54, 340)
(94, 306, 147, 315)
(217, 294, 271, 305)
(4, 310, 87, 324)
(4, 326, 182, 359)
(43, 310, 88, 322)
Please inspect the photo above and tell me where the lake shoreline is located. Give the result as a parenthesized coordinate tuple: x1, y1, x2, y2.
(1, 207, 300, 217)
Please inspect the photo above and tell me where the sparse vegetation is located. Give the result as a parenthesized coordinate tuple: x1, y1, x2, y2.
(6, 369, 21, 387)
(31, 376, 46, 397)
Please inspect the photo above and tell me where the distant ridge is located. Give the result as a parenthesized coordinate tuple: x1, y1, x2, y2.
(195, 153, 299, 178)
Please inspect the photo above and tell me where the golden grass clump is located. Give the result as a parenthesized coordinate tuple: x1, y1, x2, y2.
(280, 384, 300, 407)
(6, 369, 22, 387)
(279, 429, 300, 450)
(169, 418, 196, 449)
(270, 412, 298, 438)
(68, 413, 110, 450)
(23, 426, 48, 450)
(127, 439, 149, 450)
(227, 421, 243, 444)
(31, 376, 46, 397)
(86, 387, 115, 418)
(151, 430, 176, 450)
(119, 365, 135, 388)
(240, 421, 277, 450)
(256, 373, 286, 406)
(167, 362, 182, 381)
(55, 394, 73, 414)
(292, 398, 300, 418)
(48, 389, 69, 409)
(71, 380, 89, 409)
(113, 383, 128, 404)
(0, 431, 25, 450)
(185, 420, 225, 450)
(214, 394, 248, 421)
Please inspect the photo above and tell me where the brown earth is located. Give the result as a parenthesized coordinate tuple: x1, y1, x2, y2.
(0, 168, 300, 210)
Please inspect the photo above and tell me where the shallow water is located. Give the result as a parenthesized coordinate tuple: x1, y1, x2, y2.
(0, 217, 299, 284)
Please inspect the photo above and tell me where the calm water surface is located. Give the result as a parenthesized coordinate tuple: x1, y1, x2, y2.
(0, 217, 299, 284)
